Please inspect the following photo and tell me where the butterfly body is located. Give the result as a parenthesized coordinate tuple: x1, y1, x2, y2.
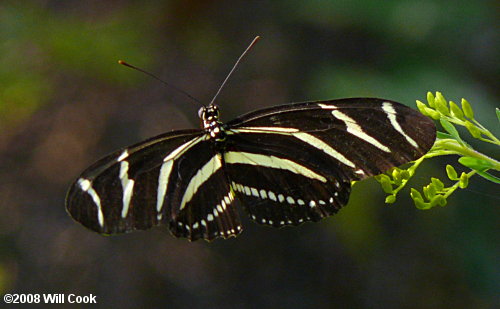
(66, 98, 435, 241)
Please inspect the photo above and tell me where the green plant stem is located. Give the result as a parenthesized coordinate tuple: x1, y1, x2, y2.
(471, 119, 500, 144)
(381, 92, 499, 208)
(442, 170, 477, 199)
(442, 115, 499, 145)
(436, 139, 500, 170)
(388, 156, 426, 196)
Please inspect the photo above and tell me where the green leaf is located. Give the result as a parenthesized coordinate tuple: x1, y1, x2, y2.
(436, 131, 454, 139)
(496, 108, 500, 123)
(458, 157, 494, 171)
(446, 165, 458, 180)
(439, 118, 462, 142)
(461, 98, 474, 119)
(476, 170, 500, 184)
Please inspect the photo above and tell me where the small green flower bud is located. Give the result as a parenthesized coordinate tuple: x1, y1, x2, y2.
(416, 100, 429, 116)
(461, 98, 474, 119)
(423, 184, 436, 200)
(410, 188, 423, 201)
(446, 165, 458, 180)
(449, 101, 465, 120)
(392, 168, 400, 179)
(435, 92, 450, 116)
(431, 177, 444, 191)
(428, 109, 441, 120)
(465, 120, 482, 138)
(427, 92, 435, 107)
(391, 169, 403, 185)
(385, 195, 396, 204)
(414, 199, 431, 210)
(431, 195, 447, 207)
(459, 172, 469, 188)
(377, 175, 393, 193)
(399, 170, 410, 180)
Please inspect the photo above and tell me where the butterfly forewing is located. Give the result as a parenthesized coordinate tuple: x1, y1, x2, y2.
(66, 129, 203, 234)
(226, 98, 436, 180)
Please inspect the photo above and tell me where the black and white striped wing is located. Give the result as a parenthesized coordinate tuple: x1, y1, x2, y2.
(164, 147, 242, 241)
(66, 130, 241, 241)
(224, 98, 436, 226)
(223, 138, 351, 227)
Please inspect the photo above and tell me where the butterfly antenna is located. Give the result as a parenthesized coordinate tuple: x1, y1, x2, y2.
(118, 60, 205, 107)
(209, 36, 261, 106)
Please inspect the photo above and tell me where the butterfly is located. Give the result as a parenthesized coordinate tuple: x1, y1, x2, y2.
(65, 37, 436, 241)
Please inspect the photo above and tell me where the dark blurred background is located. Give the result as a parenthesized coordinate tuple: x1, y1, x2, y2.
(0, 1, 498, 308)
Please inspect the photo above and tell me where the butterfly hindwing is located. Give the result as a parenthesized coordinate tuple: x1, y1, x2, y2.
(223, 132, 351, 227)
(169, 165, 242, 241)
(165, 144, 242, 241)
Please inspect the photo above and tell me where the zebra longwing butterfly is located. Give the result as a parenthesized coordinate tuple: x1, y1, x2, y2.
(66, 38, 436, 241)
(66, 97, 435, 241)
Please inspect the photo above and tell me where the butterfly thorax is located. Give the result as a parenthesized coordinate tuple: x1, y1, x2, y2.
(199, 104, 225, 140)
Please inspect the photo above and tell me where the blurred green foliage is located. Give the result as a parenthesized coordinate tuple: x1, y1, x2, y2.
(0, 2, 157, 129)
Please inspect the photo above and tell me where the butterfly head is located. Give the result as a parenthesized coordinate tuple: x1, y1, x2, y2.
(199, 104, 220, 122)
(199, 105, 222, 137)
